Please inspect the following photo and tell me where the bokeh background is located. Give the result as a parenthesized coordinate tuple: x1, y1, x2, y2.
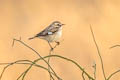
(0, 0, 120, 80)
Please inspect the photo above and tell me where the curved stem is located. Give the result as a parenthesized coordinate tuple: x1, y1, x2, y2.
(12, 38, 61, 80)
(82, 70, 85, 80)
(107, 69, 120, 80)
(0, 54, 94, 80)
(90, 26, 106, 80)
(0, 60, 32, 80)
(108, 45, 120, 80)
(0, 61, 56, 80)
(42, 55, 94, 80)
(110, 45, 120, 49)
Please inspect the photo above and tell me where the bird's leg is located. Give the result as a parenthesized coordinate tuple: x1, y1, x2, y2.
(52, 41, 60, 49)
(47, 41, 53, 51)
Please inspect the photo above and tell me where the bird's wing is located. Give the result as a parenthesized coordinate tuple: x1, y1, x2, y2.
(35, 26, 59, 37)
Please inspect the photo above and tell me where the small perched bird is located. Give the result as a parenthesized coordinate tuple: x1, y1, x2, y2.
(29, 21, 65, 50)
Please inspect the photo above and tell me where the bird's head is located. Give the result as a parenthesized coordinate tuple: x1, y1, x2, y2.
(51, 21, 65, 28)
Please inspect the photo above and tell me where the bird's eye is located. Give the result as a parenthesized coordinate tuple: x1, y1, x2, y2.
(57, 24, 61, 26)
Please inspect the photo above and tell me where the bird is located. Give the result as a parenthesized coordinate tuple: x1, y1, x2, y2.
(28, 21, 65, 50)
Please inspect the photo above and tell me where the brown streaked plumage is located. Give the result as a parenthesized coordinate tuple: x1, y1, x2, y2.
(29, 21, 65, 50)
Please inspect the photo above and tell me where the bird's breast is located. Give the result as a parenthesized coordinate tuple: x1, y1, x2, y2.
(46, 28, 62, 42)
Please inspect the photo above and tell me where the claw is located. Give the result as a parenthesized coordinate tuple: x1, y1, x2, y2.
(56, 42, 60, 45)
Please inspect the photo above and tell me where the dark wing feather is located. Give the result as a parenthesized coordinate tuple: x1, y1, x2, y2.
(49, 27, 59, 34)
(35, 26, 59, 37)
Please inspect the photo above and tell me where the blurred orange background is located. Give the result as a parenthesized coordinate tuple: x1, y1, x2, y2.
(0, 0, 120, 80)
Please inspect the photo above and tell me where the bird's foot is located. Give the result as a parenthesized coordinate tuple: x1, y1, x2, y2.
(56, 42, 60, 45)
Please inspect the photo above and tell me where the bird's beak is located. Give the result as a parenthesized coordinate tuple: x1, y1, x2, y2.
(61, 24, 65, 26)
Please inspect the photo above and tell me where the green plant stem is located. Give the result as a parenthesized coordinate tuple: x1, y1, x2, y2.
(43, 55, 94, 80)
(90, 26, 106, 80)
(0, 60, 32, 80)
(93, 64, 96, 80)
(108, 45, 120, 80)
(48, 50, 54, 80)
(110, 45, 120, 49)
(0, 61, 56, 80)
(107, 69, 120, 80)
(82, 70, 85, 80)
(12, 38, 61, 80)
(0, 54, 94, 80)
(20, 54, 94, 80)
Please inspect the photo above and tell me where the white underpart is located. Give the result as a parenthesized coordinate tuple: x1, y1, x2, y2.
(45, 27, 62, 42)
(39, 27, 62, 42)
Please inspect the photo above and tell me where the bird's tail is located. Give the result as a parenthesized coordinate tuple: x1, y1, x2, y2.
(28, 36, 36, 40)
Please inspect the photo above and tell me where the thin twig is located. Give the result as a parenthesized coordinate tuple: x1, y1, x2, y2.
(0, 60, 32, 80)
(110, 45, 120, 49)
(43, 55, 94, 80)
(20, 54, 53, 80)
(48, 50, 55, 80)
(107, 69, 120, 80)
(108, 44, 120, 80)
(82, 69, 85, 80)
(0, 54, 94, 80)
(92, 62, 96, 80)
(0, 60, 56, 80)
(12, 38, 61, 80)
(20, 40, 61, 80)
(3, 38, 94, 80)
(90, 25, 106, 80)
(21, 64, 33, 80)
